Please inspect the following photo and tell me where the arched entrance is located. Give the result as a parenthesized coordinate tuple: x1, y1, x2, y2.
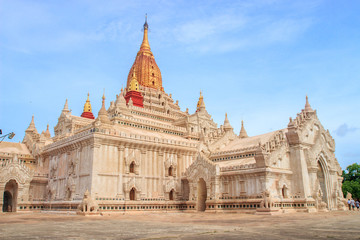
(129, 162, 135, 173)
(317, 161, 328, 205)
(129, 188, 136, 200)
(3, 180, 18, 212)
(169, 189, 174, 200)
(168, 166, 173, 176)
(3, 191, 12, 212)
(282, 185, 288, 198)
(197, 178, 207, 211)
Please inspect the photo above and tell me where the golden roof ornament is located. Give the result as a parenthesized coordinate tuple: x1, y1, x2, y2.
(196, 91, 206, 112)
(83, 93, 92, 113)
(126, 15, 163, 91)
(128, 68, 140, 92)
(81, 93, 95, 119)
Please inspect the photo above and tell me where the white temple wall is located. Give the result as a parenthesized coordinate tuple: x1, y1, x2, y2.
(29, 181, 46, 201)
(91, 144, 120, 197)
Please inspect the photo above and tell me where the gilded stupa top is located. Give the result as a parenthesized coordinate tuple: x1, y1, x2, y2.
(128, 69, 140, 92)
(83, 93, 92, 113)
(81, 93, 95, 119)
(196, 91, 205, 112)
(126, 16, 163, 91)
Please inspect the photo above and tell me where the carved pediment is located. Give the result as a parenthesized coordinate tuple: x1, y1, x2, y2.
(0, 156, 34, 185)
(184, 153, 217, 183)
(123, 177, 141, 192)
(164, 156, 177, 168)
(125, 149, 141, 165)
(164, 179, 178, 193)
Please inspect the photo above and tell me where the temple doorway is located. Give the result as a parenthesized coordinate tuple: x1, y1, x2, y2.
(129, 188, 136, 200)
(197, 178, 207, 211)
(169, 189, 174, 200)
(317, 161, 328, 205)
(3, 180, 18, 212)
(282, 185, 288, 198)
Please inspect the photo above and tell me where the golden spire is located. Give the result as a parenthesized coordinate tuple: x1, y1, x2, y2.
(139, 14, 151, 54)
(83, 93, 92, 113)
(126, 16, 163, 91)
(128, 69, 140, 92)
(197, 91, 203, 108)
(196, 91, 205, 111)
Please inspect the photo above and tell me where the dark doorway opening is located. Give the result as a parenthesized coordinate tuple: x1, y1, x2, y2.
(130, 188, 136, 200)
(197, 178, 207, 211)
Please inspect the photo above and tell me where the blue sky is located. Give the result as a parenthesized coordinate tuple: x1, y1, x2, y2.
(0, 0, 359, 169)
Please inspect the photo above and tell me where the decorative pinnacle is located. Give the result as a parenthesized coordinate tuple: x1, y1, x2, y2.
(144, 13, 148, 29)
(239, 120, 248, 138)
(140, 14, 151, 53)
(197, 91, 205, 111)
(45, 124, 51, 138)
(83, 93, 92, 113)
(26, 115, 37, 132)
(223, 113, 232, 131)
(304, 95, 313, 112)
(63, 99, 69, 112)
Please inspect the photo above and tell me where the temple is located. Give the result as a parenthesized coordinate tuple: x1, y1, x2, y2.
(0, 18, 346, 214)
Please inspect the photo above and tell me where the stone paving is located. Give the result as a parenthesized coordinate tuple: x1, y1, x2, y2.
(0, 211, 359, 239)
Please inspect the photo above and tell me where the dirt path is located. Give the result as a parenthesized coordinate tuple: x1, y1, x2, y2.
(0, 211, 359, 239)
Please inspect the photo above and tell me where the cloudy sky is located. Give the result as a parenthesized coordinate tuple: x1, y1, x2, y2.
(0, 0, 359, 168)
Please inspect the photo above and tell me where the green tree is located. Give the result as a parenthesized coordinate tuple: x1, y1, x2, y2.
(342, 163, 360, 199)
(342, 163, 360, 182)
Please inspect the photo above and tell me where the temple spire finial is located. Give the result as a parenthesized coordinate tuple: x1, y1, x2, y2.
(26, 115, 37, 133)
(223, 113, 233, 131)
(96, 92, 111, 124)
(239, 120, 248, 138)
(62, 99, 69, 113)
(304, 95, 313, 112)
(140, 14, 151, 53)
(81, 93, 95, 119)
(196, 91, 205, 112)
(44, 124, 51, 138)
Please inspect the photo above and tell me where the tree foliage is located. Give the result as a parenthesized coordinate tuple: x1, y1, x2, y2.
(342, 163, 360, 199)
(342, 163, 360, 183)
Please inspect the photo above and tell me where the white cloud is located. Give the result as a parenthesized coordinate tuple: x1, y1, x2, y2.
(334, 124, 358, 137)
(166, 6, 314, 54)
(175, 14, 247, 44)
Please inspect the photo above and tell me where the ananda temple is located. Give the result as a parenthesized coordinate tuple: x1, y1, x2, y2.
(0, 19, 347, 214)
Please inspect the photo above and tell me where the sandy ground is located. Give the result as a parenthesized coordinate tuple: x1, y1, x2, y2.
(0, 211, 359, 239)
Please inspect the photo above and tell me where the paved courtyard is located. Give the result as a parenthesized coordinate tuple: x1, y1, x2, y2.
(0, 211, 359, 239)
